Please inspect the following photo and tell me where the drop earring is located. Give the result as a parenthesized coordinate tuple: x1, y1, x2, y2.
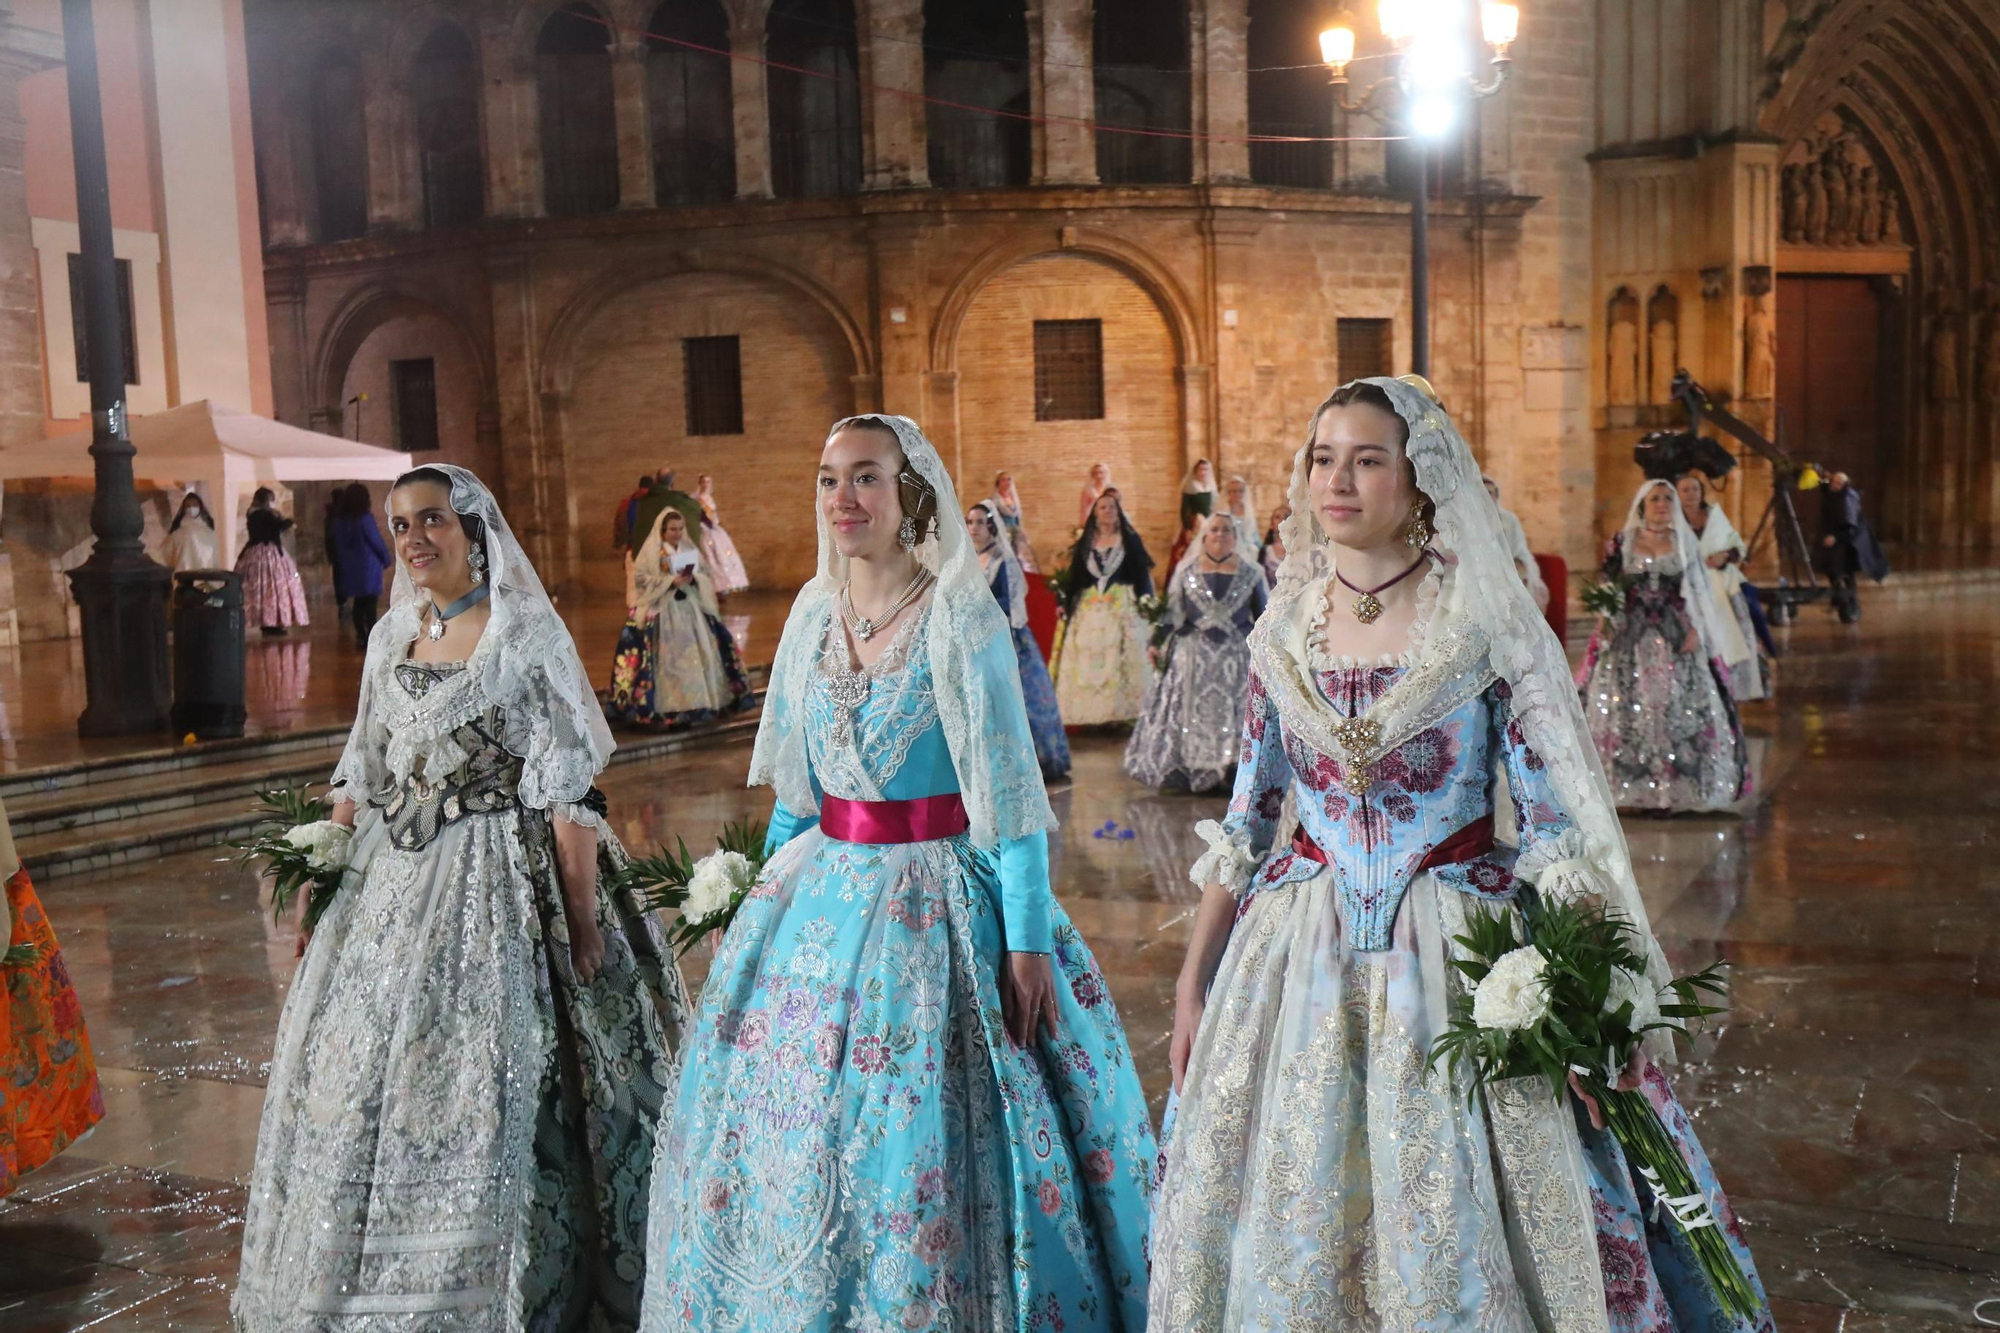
(1404, 503, 1433, 549)
(898, 515, 919, 549)
(469, 543, 487, 583)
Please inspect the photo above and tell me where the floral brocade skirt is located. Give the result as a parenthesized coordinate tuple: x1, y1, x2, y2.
(1051, 587, 1151, 726)
(235, 542, 310, 628)
(701, 523, 751, 596)
(609, 606, 751, 727)
(642, 827, 1155, 1333)
(1123, 629, 1249, 793)
(3, 866, 104, 1199)
(1581, 619, 1747, 813)
(1150, 867, 1771, 1333)
(1013, 624, 1071, 778)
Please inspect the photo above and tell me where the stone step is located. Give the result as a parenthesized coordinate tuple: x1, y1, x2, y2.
(18, 703, 764, 881)
(0, 726, 349, 805)
(6, 746, 342, 840)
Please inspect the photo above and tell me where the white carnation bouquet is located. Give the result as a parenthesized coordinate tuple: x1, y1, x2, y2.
(615, 819, 768, 955)
(1428, 898, 1755, 1320)
(230, 783, 353, 933)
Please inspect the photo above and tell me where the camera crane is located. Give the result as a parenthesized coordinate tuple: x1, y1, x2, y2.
(1667, 371, 1825, 621)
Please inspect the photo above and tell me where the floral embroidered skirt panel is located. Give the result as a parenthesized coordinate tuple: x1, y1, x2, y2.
(1013, 624, 1072, 778)
(641, 828, 1156, 1333)
(1580, 613, 1746, 813)
(2, 866, 104, 1198)
(701, 523, 751, 596)
(1051, 587, 1151, 726)
(1150, 868, 1609, 1333)
(232, 809, 685, 1331)
(610, 602, 751, 727)
(236, 543, 311, 628)
(1123, 629, 1250, 793)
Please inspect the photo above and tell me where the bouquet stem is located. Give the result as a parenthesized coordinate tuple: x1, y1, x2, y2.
(1600, 1089, 1762, 1323)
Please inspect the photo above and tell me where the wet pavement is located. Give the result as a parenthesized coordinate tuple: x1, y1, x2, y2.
(3, 590, 1997, 1329)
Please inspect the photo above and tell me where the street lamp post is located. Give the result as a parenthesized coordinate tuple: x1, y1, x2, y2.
(1321, 1, 1521, 377)
(61, 0, 170, 737)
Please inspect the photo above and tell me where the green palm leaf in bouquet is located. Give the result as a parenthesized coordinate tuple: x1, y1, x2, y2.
(229, 783, 353, 934)
(616, 818, 769, 955)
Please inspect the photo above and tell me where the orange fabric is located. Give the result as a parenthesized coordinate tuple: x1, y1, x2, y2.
(3, 866, 103, 1198)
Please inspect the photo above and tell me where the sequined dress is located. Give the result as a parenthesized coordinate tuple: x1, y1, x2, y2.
(1123, 563, 1267, 792)
(1150, 568, 1771, 1333)
(1052, 544, 1153, 725)
(233, 658, 687, 1332)
(1580, 546, 1748, 813)
(641, 607, 1155, 1333)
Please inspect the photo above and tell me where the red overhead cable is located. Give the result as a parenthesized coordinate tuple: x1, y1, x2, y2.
(577, 11, 1407, 146)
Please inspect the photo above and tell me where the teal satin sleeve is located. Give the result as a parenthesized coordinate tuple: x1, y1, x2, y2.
(995, 831, 1053, 953)
(764, 797, 821, 857)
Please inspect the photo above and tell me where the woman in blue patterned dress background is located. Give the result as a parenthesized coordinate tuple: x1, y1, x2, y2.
(969, 499, 1070, 780)
(641, 415, 1152, 1332)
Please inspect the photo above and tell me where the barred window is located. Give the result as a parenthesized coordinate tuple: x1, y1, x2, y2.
(1033, 319, 1104, 421)
(1337, 317, 1393, 382)
(68, 254, 139, 386)
(684, 335, 744, 436)
(392, 358, 439, 452)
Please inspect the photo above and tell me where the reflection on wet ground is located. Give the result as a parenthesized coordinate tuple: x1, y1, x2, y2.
(4, 592, 1998, 1329)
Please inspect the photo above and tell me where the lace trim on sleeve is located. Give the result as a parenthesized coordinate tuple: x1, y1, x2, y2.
(1190, 819, 1259, 897)
(1512, 827, 1612, 905)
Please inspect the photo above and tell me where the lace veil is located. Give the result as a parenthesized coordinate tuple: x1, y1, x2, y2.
(633, 503, 719, 617)
(748, 415, 1057, 849)
(330, 463, 614, 811)
(1619, 478, 1738, 667)
(1269, 377, 1675, 1008)
(969, 499, 1030, 631)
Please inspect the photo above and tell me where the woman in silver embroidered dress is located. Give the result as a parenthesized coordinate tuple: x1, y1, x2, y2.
(1579, 479, 1749, 813)
(232, 465, 686, 1332)
(1149, 380, 1770, 1333)
(1124, 513, 1267, 793)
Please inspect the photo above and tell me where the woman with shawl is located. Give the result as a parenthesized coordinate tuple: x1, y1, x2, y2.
(1179, 458, 1217, 527)
(1220, 474, 1261, 560)
(232, 465, 686, 1331)
(160, 490, 217, 572)
(1124, 512, 1267, 793)
(970, 498, 1069, 778)
(610, 505, 751, 728)
(693, 473, 751, 595)
(1483, 474, 1552, 612)
(1051, 488, 1156, 726)
(641, 415, 1152, 1332)
(1150, 379, 1770, 1333)
(1579, 479, 1751, 812)
(235, 486, 309, 635)
(1675, 473, 1769, 701)
(0, 794, 103, 1200)
(990, 470, 1040, 572)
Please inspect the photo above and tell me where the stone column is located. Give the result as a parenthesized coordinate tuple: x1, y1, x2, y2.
(1193, 0, 1250, 184)
(479, 19, 543, 218)
(859, 0, 927, 189)
(870, 220, 926, 413)
(1028, 0, 1095, 185)
(487, 246, 572, 587)
(729, 12, 772, 200)
(611, 41, 656, 209)
(0, 11, 58, 453)
(363, 58, 422, 231)
(1178, 362, 1214, 472)
(263, 265, 313, 427)
(250, 70, 311, 245)
(924, 369, 960, 477)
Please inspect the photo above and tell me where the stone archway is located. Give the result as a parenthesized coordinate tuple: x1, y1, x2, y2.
(312, 283, 498, 480)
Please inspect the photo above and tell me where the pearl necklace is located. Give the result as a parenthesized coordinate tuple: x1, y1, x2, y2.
(839, 567, 933, 643)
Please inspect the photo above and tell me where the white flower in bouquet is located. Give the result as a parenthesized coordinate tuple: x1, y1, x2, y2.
(282, 820, 352, 873)
(1471, 946, 1551, 1032)
(684, 850, 755, 925)
(1606, 966, 1664, 1031)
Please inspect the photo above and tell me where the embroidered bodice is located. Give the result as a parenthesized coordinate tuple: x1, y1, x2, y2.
(378, 662, 524, 851)
(1212, 578, 1583, 951)
(768, 604, 1056, 951)
(1169, 566, 1265, 641)
(1610, 542, 1698, 640)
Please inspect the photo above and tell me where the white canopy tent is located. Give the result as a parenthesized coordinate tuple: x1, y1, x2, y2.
(0, 400, 412, 549)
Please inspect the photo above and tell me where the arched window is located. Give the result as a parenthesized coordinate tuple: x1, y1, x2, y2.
(1247, 0, 1330, 188)
(415, 24, 483, 229)
(538, 3, 619, 217)
(1093, 0, 1190, 184)
(646, 1, 735, 205)
(309, 49, 369, 240)
(767, 0, 861, 199)
(923, 0, 1029, 189)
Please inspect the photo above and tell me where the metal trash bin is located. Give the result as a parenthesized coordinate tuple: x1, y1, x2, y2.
(171, 570, 247, 740)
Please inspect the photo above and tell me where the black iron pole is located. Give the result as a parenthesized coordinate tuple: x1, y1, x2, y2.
(1410, 140, 1430, 377)
(61, 0, 170, 737)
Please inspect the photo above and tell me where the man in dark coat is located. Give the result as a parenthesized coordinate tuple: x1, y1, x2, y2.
(1816, 471, 1889, 623)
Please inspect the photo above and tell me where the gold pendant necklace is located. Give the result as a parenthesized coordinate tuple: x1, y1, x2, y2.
(1334, 551, 1429, 625)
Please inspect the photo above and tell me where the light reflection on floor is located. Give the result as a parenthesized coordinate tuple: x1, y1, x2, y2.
(5, 592, 1999, 1330)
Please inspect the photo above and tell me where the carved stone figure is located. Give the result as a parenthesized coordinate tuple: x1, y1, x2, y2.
(1854, 164, 1881, 245)
(1649, 314, 1678, 404)
(1608, 302, 1639, 407)
(1782, 163, 1807, 243)
(1744, 296, 1777, 400)
(1881, 186, 1903, 244)
(1824, 160, 1852, 245)
(1930, 315, 1960, 402)
(1805, 161, 1830, 244)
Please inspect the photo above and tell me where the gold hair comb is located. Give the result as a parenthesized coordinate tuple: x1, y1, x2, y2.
(1396, 373, 1441, 404)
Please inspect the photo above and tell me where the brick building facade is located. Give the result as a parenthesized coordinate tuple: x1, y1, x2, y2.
(243, 0, 2000, 605)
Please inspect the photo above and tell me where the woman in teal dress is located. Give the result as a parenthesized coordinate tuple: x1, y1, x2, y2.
(641, 415, 1153, 1333)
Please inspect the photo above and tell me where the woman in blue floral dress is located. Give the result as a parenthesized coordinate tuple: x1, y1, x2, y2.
(1150, 379, 1771, 1333)
(641, 415, 1153, 1333)
(970, 500, 1070, 779)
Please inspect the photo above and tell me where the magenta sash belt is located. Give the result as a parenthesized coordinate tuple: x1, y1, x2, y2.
(820, 793, 971, 845)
